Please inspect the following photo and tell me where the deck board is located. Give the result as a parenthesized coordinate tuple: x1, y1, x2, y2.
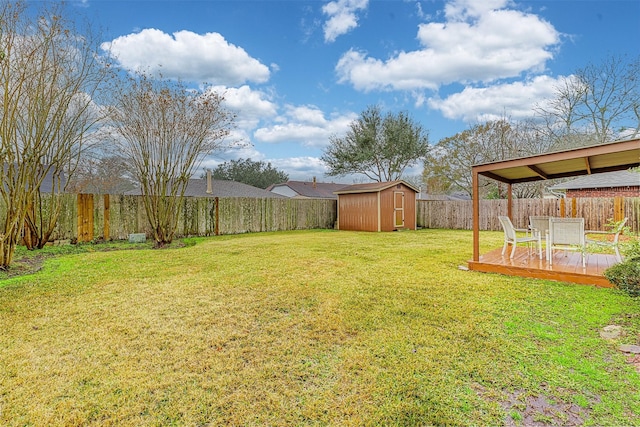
(468, 247, 616, 287)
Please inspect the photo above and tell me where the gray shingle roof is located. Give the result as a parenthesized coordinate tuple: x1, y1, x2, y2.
(267, 181, 348, 199)
(128, 179, 287, 198)
(549, 170, 640, 191)
(2, 163, 67, 193)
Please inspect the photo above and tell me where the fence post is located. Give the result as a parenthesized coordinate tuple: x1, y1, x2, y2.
(103, 194, 110, 241)
(614, 197, 624, 222)
(214, 197, 219, 236)
(77, 193, 94, 242)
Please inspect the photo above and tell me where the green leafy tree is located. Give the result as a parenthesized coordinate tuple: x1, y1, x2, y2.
(321, 105, 430, 182)
(211, 158, 288, 189)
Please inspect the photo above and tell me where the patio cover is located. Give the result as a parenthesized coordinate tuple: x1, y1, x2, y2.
(470, 138, 640, 262)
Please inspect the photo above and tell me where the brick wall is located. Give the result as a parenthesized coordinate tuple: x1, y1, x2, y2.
(566, 187, 640, 198)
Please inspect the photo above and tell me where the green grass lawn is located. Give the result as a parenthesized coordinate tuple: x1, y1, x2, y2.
(1, 229, 639, 426)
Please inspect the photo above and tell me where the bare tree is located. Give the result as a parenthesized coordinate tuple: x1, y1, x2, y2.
(0, 1, 108, 265)
(69, 154, 136, 195)
(423, 119, 550, 198)
(423, 120, 512, 197)
(107, 74, 235, 247)
(536, 54, 640, 149)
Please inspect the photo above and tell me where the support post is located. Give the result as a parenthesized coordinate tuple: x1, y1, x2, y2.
(507, 183, 513, 220)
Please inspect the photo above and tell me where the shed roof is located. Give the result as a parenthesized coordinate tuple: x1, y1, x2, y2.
(334, 180, 419, 195)
(549, 170, 640, 191)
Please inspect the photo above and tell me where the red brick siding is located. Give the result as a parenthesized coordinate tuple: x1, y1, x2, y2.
(566, 187, 640, 198)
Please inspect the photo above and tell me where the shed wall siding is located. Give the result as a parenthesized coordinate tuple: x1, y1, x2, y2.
(379, 185, 417, 231)
(338, 193, 379, 231)
(379, 189, 395, 231)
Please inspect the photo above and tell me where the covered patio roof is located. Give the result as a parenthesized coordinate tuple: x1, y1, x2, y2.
(470, 137, 640, 264)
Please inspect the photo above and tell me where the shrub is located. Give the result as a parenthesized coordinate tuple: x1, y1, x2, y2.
(622, 237, 640, 261)
(604, 257, 640, 298)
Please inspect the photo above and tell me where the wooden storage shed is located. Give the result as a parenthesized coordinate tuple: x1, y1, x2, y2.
(334, 180, 418, 232)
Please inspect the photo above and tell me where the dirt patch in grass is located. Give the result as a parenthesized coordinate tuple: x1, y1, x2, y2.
(500, 388, 597, 426)
(0, 255, 46, 279)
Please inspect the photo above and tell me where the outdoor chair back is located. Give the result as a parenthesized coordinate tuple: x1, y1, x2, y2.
(548, 217, 586, 267)
(585, 217, 628, 262)
(529, 216, 550, 242)
(498, 216, 541, 259)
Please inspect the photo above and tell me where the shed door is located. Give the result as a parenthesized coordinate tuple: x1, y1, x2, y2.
(394, 191, 404, 227)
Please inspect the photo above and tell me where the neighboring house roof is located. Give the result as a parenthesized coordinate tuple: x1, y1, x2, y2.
(128, 178, 286, 198)
(267, 180, 348, 199)
(420, 192, 471, 201)
(2, 163, 67, 193)
(548, 170, 640, 191)
(334, 180, 419, 195)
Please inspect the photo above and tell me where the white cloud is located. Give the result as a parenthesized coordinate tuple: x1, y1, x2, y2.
(335, 0, 560, 91)
(322, 0, 369, 43)
(443, 0, 511, 20)
(254, 105, 357, 147)
(208, 85, 278, 129)
(269, 157, 329, 181)
(102, 29, 271, 85)
(428, 75, 564, 122)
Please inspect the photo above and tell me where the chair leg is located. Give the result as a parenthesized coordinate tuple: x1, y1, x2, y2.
(502, 240, 508, 256)
(614, 246, 622, 263)
(537, 236, 542, 259)
(510, 242, 517, 258)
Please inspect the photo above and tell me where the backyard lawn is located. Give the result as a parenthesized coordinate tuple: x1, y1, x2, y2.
(1, 229, 639, 426)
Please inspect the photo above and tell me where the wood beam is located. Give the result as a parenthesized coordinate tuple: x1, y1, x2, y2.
(584, 156, 592, 174)
(479, 171, 512, 184)
(527, 164, 548, 180)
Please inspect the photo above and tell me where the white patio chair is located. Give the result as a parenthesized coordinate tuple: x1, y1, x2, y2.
(529, 216, 550, 256)
(585, 217, 628, 263)
(548, 217, 586, 267)
(498, 216, 541, 259)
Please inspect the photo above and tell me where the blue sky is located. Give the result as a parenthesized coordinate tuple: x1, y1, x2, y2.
(78, 0, 640, 182)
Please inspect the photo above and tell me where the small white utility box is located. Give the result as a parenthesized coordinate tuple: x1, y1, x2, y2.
(128, 233, 147, 243)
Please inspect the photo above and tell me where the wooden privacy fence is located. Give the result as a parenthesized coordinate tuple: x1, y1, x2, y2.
(417, 197, 640, 233)
(73, 194, 337, 242)
(1, 194, 637, 243)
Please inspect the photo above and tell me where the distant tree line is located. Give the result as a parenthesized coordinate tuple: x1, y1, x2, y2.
(209, 158, 288, 189)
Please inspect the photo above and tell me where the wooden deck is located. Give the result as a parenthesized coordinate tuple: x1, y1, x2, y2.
(468, 246, 617, 287)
